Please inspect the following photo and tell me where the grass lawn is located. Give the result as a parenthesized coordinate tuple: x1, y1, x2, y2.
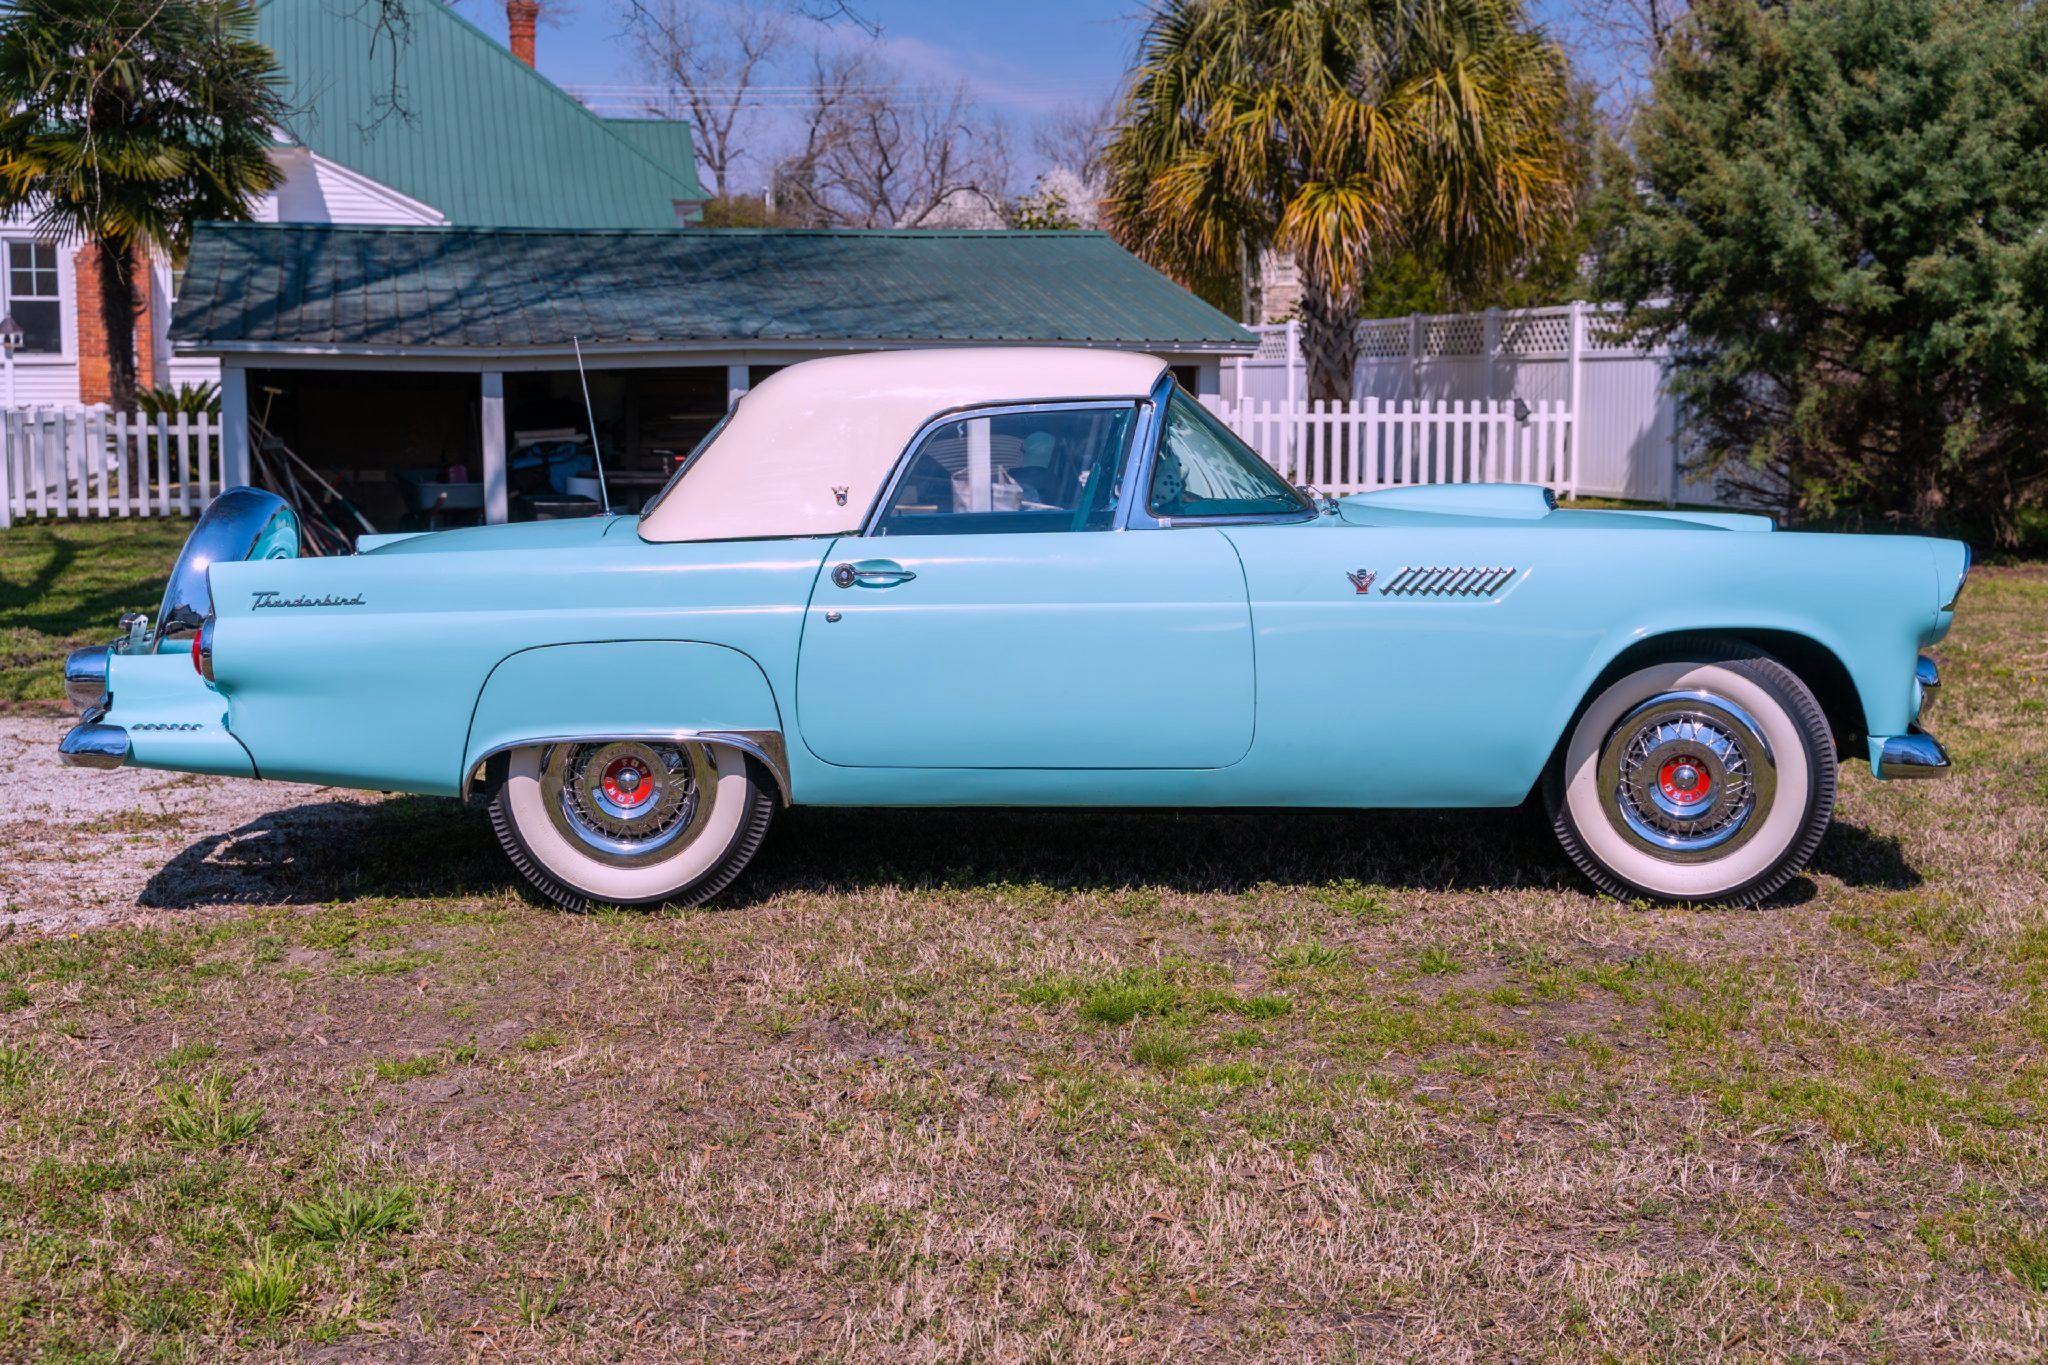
(0, 517, 194, 705)
(0, 519, 2044, 1358)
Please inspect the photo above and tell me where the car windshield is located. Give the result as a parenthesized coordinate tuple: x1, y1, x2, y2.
(1148, 390, 1310, 519)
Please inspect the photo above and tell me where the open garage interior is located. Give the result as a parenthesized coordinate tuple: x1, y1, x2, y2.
(245, 364, 787, 531)
(248, 369, 479, 532)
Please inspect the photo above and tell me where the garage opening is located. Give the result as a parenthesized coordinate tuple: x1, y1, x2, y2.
(247, 369, 479, 533)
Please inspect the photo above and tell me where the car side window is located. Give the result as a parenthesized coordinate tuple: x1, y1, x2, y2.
(874, 404, 1137, 536)
(1148, 390, 1309, 519)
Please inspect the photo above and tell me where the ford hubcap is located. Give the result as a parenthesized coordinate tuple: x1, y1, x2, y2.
(1598, 692, 1778, 861)
(540, 741, 717, 867)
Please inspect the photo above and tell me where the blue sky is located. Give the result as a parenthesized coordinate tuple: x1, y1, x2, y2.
(454, 0, 1603, 188)
(459, 0, 1146, 177)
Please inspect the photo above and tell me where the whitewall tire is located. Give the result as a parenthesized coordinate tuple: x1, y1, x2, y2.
(1543, 644, 1836, 906)
(488, 740, 774, 910)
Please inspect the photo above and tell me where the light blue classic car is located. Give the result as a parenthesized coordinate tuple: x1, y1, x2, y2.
(59, 348, 1967, 909)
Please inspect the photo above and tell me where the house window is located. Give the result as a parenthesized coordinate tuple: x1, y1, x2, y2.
(6, 241, 62, 354)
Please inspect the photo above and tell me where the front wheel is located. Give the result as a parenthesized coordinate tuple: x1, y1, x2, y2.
(1543, 646, 1837, 906)
(488, 740, 774, 910)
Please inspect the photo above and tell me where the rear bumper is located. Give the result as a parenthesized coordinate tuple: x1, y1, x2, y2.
(65, 645, 111, 711)
(1872, 725, 1951, 780)
(53, 649, 256, 780)
(59, 712, 129, 769)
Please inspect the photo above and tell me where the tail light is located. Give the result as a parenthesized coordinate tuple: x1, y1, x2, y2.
(194, 614, 217, 682)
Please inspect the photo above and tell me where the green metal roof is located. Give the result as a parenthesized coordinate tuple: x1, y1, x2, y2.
(256, 0, 705, 228)
(171, 224, 1257, 353)
(601, 119, 702, 186)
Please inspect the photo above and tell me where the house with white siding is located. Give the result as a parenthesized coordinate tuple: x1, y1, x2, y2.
(1, 0, 706, 408)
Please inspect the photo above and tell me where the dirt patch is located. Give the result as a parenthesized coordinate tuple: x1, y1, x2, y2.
(0, 715, 382, 933)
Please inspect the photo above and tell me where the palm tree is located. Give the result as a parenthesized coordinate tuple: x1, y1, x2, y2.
(0, 0, 284, 411)
(1103, 0, 1574, 402)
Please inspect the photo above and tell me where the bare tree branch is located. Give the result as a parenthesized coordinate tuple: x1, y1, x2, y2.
(775, 46, 1011, 228)
(618, 0, 789, 198)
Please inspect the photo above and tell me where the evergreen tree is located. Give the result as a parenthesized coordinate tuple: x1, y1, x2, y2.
(1596, 0, 2048, 541)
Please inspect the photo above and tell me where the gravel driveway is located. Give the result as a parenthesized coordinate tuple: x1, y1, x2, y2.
(0, 714, 382, 934)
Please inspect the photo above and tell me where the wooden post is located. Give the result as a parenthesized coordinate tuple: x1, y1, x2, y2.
(219, 365, 251, 488)
(0, 408, 12, 529)
(1566, 301, 1585, 500)
(481, 371, 509, 525)
(966, 416, 992, 512)
(1483, 307, 1501, 402)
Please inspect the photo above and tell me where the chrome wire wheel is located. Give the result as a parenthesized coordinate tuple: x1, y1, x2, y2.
(1597, 692, 1778, 863)
(539, 740, 718, 868)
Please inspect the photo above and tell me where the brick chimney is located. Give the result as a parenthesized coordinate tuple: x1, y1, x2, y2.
(506, 0, 538, 66)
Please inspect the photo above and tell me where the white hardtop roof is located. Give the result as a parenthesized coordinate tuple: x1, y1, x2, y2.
(638, 346, 1169, 543)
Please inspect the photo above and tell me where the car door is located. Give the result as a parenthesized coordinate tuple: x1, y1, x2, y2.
(794, 400, 1256, 770)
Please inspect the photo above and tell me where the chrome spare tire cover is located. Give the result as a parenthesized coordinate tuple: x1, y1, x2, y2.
(155, 487, 300, 645)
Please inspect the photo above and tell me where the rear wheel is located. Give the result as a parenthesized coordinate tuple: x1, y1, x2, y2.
(1543, 644, 1836, 906)
(488, 740, 773, 910)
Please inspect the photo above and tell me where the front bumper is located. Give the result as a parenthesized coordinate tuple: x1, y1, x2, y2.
(1873, 725, 1951, 780)
(1867, 653, 1952, 780)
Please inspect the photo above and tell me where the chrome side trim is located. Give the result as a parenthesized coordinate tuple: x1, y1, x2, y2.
(65, 645, 111, 711)
(1915, 655, 1939, 691)
(59, 714, 129, 770)
(466, 729, 792, 804)
(1877, 726, 1951, 780)
(155, 487, 299, 644)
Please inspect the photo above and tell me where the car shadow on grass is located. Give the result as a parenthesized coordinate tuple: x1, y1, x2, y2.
(137, 792, 1923, 910)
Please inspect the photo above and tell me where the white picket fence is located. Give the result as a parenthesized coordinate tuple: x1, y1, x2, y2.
(1230, 306, 1686, 501)
(0, 408, 225, 528)
(1203, 394, 1574, 497)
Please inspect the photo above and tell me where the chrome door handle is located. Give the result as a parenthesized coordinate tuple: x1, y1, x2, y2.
(831, 560, 916, 589)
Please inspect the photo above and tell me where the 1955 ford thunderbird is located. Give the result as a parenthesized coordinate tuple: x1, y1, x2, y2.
(58, 348, 1967, 909)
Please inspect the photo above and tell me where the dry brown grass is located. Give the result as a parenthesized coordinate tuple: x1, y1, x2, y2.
(1, 568, 2044, 1361)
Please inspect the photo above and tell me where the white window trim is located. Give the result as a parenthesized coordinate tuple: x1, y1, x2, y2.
(1, 233, 75, 365)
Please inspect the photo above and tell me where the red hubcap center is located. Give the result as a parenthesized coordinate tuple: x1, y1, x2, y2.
(1658, 757, 1710, 805)
(601, 758, 654, 809)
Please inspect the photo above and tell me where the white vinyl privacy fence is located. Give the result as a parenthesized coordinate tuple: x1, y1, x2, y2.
(1, 408, 226, 528)
(1227, 303, 1691, 501)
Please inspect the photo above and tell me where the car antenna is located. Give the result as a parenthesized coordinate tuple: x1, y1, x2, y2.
(572, 336, 612, 515)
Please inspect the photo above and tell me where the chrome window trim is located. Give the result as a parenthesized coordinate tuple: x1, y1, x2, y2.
(1122, 378, 1316, 531)
(465, 729, 791, 805)
(859, 395, 1151, 538)
(1109, 372, 1175, 531)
